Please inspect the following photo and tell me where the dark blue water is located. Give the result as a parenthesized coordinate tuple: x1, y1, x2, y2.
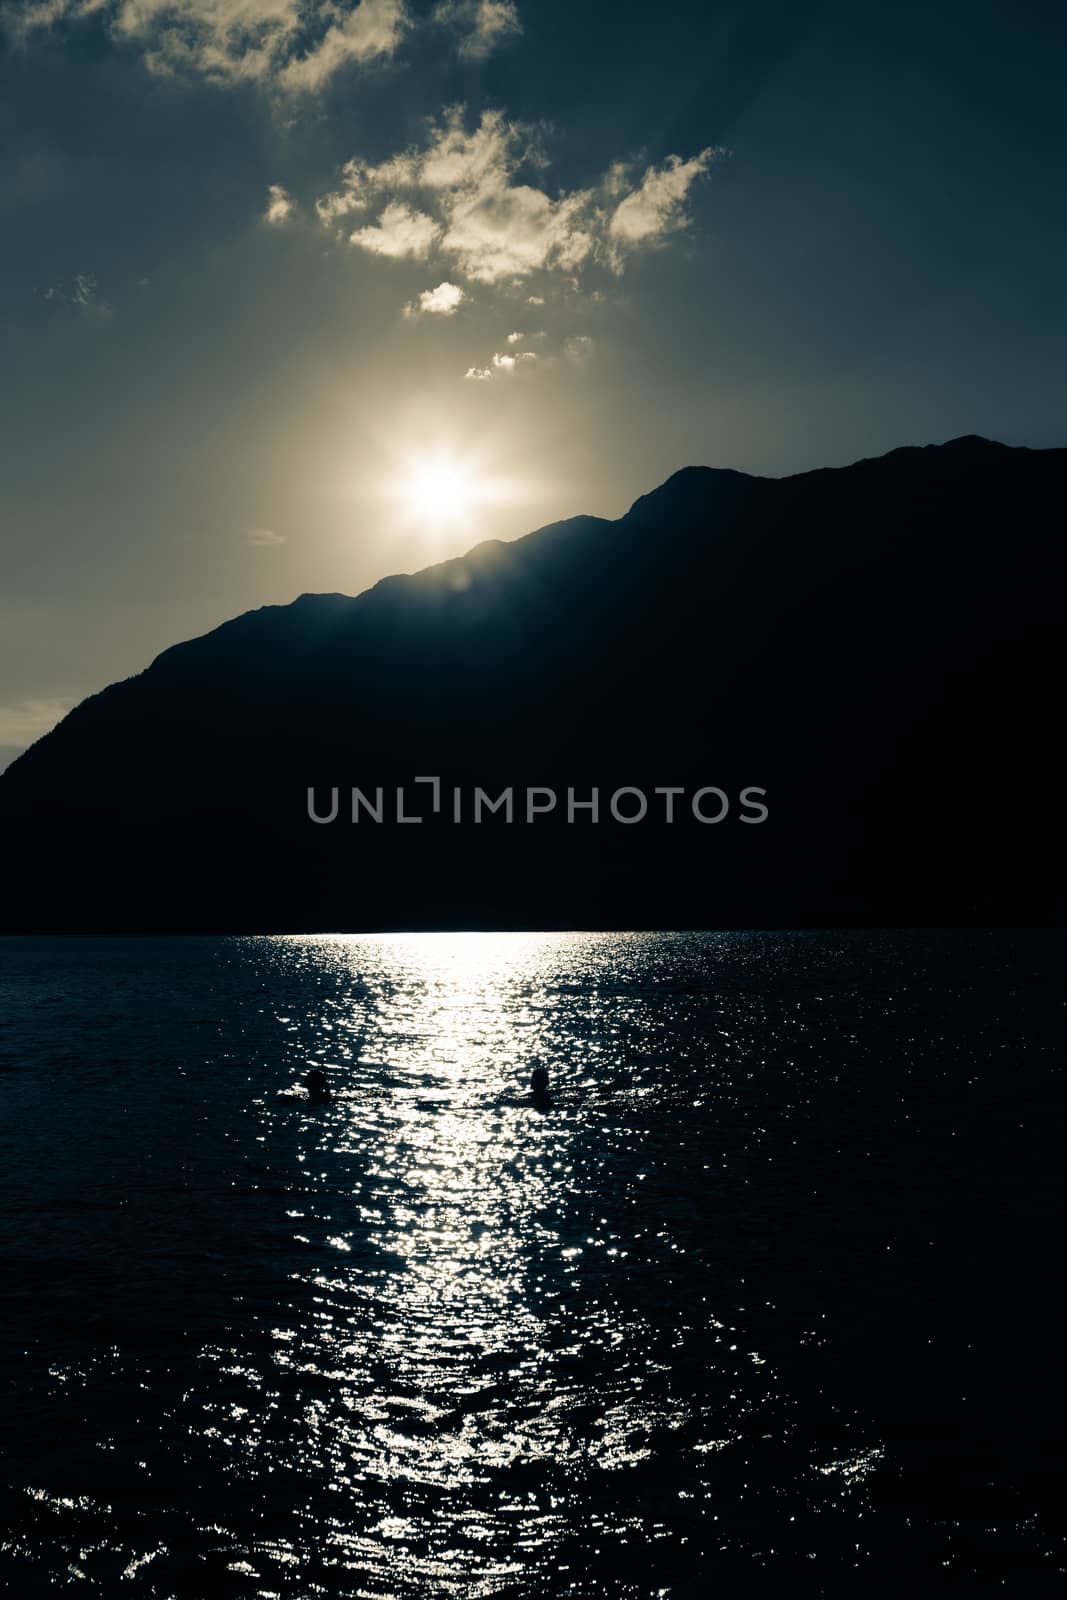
(0, 932, 1062, 1596)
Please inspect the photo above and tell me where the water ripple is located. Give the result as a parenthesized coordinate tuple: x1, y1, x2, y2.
(0, 931, 1062, 1595)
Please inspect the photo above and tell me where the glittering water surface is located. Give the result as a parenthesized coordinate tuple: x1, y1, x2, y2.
(0, 932, 1062, 1596)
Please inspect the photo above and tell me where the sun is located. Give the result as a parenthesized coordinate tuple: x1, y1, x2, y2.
(402, 458, 479, 531)
(377, 438, 528, 545)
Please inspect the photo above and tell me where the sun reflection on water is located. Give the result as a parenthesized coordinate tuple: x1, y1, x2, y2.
(259, 932, 716, 1586)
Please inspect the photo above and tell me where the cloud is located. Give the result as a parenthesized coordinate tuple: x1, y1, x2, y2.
(0, 695, 70, 749)
(246, 526, 285, 546)
(263, 183, 294, 224)
(351, 200, 440, 259)
(39, 272, 111, 318)
(317, 107, 594, 285)
(317, 108, 717, 290)
(6, 1, 521, 87)
(5, 1, 411, 89)
(313, 149, 421, 224)
(433, 0, 520, 62)
(314, 161, 369, 226)
(5, 0, 106, 40)
(464, 347, 537, 380)
(417, 106, 515, 193)
(608, 149, 715, 253)
(443, 181, 594, 284)
(277, 0, 409, 91)
(461, 330, 589, 381)
(406, 280, 466, 316)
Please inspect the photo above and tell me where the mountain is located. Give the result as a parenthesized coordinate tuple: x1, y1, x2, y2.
(1, 436, 1063, 931)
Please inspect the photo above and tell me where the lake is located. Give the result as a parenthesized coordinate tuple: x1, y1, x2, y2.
(0, 931, 1062, 1595)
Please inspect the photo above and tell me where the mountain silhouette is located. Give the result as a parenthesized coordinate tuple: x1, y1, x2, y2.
(1, 436, 1063, 931)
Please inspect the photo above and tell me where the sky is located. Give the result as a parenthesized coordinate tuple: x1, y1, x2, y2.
(2, 0, 1066, 769)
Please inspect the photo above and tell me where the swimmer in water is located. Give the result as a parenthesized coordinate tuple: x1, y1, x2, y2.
(303, 1068, 330, 1103)
(530, 1063, 551, 1102)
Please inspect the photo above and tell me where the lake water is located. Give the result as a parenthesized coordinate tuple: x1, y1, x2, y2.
(0, 931, 1062, 1596)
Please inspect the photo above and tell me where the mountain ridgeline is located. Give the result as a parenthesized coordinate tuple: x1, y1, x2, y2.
(2, 437, 1063, 930)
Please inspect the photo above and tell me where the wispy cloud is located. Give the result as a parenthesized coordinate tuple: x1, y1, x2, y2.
(277, 0, 409, 91)
(38, 272, 111, 318)
(564, 333, 594, 361)
(5, 1, 412, 89)
(433, 0, 520, 62)
(0, 695, 70, 749)
(246, 527, 285, 546)
(608, 149, 715, 257)
(263, 183, 295, 225)
(351, 200, 440, 259)
(317, 107, 718, 290)
(463, 329, 589, 381)
(464, 347, 537, 380)
(5, 0, 522, 86)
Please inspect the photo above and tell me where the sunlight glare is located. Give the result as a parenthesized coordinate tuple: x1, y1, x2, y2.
(403, 458, 478, 531)
(382, 444, 524, 542)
